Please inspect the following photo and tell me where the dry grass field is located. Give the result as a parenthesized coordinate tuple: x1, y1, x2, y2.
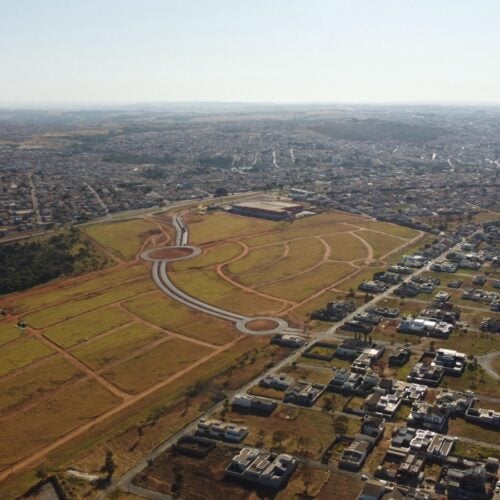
(355, 229, 404, 259)
(258, 261, 355, 302)
(188, 211, 275, 245)
(322, 232, 370, 261)
(84, 219, 160, 260)
(0, 320, 21, 345)
(0, 380, 120, 470)
(23, 278, 155, 328)
(169, 268, 285, 315)
(5, 264, 148, 314)
(168, 211, 419, 323)
(172, 241, 243, 271)
(0, 357, 83, 417)
(216, 405, 358, 460)
(101, 337, 214, 393)
(70, 322, 164, 370)
(0, 208, 423, 497)
(235, 237, 326, 287)
(226, 243, 284, 274)
(0, 337, 54, 377)
(44, 305, 133, 348)
(122, 291, 239, 345)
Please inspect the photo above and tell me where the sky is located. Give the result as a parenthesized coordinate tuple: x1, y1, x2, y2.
(1, 0, 499, 105)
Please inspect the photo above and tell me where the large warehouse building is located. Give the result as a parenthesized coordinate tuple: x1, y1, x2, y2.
(230, 200, 303, 220)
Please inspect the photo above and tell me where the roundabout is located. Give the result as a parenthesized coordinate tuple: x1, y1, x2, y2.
(141, 245, 201, 262)
(140, 215, 298, 336)
(235, 317, 289, 335)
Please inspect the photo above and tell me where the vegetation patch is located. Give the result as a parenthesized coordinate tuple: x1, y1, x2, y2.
(303, 342, 337, 361)
(448, 419, 500, 444)
(443, 364, 500, 398)
(217, 406, 357, 460)
(435, 330, 500, 357)
(0, 229, 109, 294)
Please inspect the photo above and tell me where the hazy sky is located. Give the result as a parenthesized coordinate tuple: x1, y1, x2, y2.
(1, 0, 499, 104)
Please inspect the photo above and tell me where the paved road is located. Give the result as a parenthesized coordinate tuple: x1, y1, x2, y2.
(272, 150, 280, 169)
(478, 351, 500, 381)
(28, 172, 42, 225)
(0, 191, 265, 245)
(146, 213, 298, 336)
(102, 228, 481, 498)
(85, 182, 109, 214)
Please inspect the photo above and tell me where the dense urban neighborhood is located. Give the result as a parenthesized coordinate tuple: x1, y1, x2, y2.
(0, 105, 498, 237)
(0, 105, 499, 500)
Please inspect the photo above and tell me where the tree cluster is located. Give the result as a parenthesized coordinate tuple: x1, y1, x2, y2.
(0, 229, 108, 294)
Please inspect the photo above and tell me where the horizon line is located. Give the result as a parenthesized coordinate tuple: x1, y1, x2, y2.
(1, 99, 500, 110)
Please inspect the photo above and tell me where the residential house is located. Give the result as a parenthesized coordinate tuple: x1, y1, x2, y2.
(339, 439, 370, 471)
(431, 348, 466, 375)
(407, 363, 445, 387)
(283, 380, 325, 406)
(232, 394, 277, 414)
(224, 447, 297, 489)
(196, 418, 248, 442)
(260, 373, 294, 391)
(408, 402, 449, 432)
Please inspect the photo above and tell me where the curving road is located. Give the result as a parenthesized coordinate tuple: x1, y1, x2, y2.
(478, 351, 500, 381)
(143, 214, 297, 336)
